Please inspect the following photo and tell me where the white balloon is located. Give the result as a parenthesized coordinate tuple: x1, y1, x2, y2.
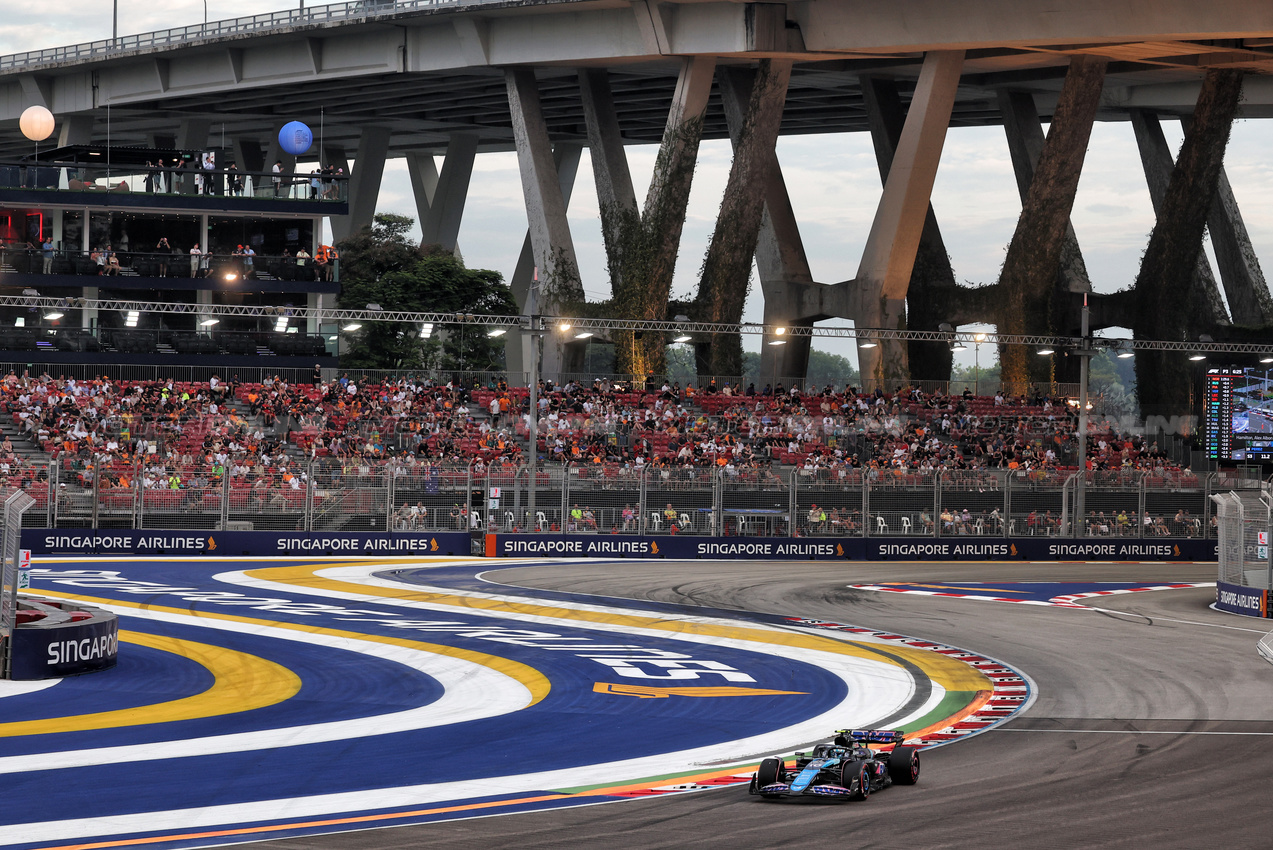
(19, 105, 55, 142)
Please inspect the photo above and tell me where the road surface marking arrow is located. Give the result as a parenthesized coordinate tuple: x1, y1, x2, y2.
(593, 683, 808, 699)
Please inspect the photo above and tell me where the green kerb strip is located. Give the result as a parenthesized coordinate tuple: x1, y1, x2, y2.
(900, 690, 981, 734)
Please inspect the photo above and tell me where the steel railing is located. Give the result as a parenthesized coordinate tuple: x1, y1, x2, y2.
(0, 0, 473, 72)
(14, 458, 1241, 539)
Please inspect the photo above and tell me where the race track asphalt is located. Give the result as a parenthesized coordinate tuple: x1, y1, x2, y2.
(244, 560, 1273, 850)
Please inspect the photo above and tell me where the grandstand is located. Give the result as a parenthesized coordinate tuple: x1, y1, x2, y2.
(0, 369, 1221, 542)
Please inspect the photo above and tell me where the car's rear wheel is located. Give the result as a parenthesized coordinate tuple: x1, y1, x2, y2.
(888, 746, 920, 785)
(845, 762, 871, 800)
(756, 757, 783, 787)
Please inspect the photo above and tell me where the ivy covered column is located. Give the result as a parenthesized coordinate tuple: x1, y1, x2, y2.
(717, 65, 817, 388)
(1206, 158, 1273, 326)
(853, 50, 963, 391)
(999, 90, 1094, 386)
(694, 59, 793, 381)
(994, 56, 1105, 393)
(1130, 109, 1229, 328)
(579, 69, 639, 272)
(1199, 140, 1273, 326)
(1134, 70, 1245, 419)
(506, 68, 586, 380)
(584, 57, 715, 382)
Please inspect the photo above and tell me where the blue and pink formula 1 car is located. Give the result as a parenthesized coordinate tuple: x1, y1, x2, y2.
(748, 730, 921, 801)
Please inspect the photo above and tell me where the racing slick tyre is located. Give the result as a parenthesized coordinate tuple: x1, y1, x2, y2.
(756, 758, 783, 788)
(845, 762, 871, 800)
(887, 746, 920, 786)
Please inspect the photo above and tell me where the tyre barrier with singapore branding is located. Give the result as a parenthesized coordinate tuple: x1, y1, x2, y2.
(10, 597, 119, 679)
(1215, 580, 1270, 618)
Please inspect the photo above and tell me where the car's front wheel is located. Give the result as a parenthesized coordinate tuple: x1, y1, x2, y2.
(756, 757, 783, 788)
(844, 762, 871, 800)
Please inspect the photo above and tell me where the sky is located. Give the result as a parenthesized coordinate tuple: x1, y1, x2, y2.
(6, 1, 1273, 373)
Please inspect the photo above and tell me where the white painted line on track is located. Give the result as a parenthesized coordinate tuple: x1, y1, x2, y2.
(218, 563, 940, 731)
(0, 603, 533, 773)
(0, 678, 61, 699)
(1092, 606, 1270, 634)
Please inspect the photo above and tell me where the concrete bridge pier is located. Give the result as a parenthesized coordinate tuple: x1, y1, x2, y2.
(861, 75, 961, 385)
(505, 143, 582, 385)
(411, 133, 477, 256)
(853, 50, 963, 391)
(506, 68, 588, 380)
(328, 126, 390, 243)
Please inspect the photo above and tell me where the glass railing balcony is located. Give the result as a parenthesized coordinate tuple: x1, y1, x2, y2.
(0, 160, 348, 204)
(0, 247, 339, 285)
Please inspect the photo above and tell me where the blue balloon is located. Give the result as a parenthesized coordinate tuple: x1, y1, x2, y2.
(278, 121, 313, 156)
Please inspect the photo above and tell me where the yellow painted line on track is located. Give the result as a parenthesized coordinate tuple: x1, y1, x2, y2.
(33, 589, 551, 708)
(29, 793, 570, 850)
(30, 766, 756, 850)
(0, 631, 300, 738)
(244, 564, 991, 693)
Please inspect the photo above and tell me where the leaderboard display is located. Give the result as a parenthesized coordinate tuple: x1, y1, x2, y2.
(1207, 368, 1273, 462)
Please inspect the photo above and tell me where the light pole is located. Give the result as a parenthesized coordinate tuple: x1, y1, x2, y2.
(768, 333, 786, 394)
(1076, 294, 1091, 534)
(973, 332, 987, 394)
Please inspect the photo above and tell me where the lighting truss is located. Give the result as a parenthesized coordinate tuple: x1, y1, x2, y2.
(6, 295, 1272, 357)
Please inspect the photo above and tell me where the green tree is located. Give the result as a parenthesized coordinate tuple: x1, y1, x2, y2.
(806, 350, 861, 391)
(740, 349, 861, 391)
(1088, 349, 1138, 417)
(950, 360, 1001, 391)
(666, 344, 697, 384)
(337, 215, 516, 371)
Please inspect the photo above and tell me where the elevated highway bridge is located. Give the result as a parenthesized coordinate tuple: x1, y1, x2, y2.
(3, 0, 1273, 156)
(1, 0, 1271, 390)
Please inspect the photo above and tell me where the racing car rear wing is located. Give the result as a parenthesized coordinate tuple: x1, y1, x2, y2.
(834, 729, 905, 745)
